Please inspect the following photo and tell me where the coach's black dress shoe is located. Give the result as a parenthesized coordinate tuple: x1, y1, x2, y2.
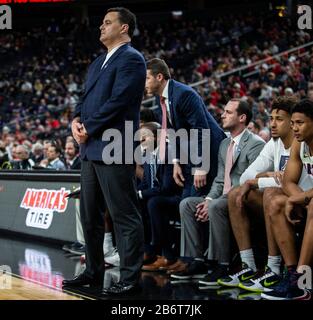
(102, 281, 141, 296)
(62, 273, 103, 287)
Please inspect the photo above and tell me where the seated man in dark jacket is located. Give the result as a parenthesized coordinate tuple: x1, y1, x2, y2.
(65, 140, 81, 170)
(0, 140, 10, 169)
(137, 122, 183, 272)
(12, 145, 35, 170)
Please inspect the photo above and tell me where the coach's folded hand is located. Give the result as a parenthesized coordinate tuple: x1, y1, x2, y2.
(72, 117, 82, 143)
(72, 118, 88, 144)
(77, 124, 89, 144)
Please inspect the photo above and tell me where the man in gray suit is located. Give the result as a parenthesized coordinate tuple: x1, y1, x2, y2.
(170, 99, 265, 285)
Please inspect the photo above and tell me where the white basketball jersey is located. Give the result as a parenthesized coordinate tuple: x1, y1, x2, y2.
(298, 142, 313, 191)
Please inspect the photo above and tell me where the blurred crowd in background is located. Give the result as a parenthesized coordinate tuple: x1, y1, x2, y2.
(1, 10, 313, 170)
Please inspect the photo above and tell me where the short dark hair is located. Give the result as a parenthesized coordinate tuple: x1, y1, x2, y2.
(272, 95, 298, 115)
(107, 7, 137, 37)
(232, 99, 252, 125)
(250, 120, 261, 131)
(146, 58, 171, 80)
(49, 144, 61, 155)
(140, 108, 156, 124)
(292, 99, 313, 120)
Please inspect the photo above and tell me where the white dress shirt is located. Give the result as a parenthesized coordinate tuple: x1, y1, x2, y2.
(231, 128, 247, 158)
(101, 43, 128, 69)
(160, 80, 172, 125)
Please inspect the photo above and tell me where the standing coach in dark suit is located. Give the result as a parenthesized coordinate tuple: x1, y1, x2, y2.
(62, 7, 146, 296)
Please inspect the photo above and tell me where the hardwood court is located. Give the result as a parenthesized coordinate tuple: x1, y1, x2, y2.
(0, 274, 85, 300)
(0, 233, 261, 300)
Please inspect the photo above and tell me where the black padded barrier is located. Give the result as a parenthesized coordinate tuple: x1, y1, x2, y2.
(0, 170, 80, 242)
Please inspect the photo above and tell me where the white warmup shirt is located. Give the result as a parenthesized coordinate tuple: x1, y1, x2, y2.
(298, 141, 313, 191)
(240, 138, 290, 188)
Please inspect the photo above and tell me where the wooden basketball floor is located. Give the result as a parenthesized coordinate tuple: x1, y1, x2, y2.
(0, 233, 276, 301)
(0, 273, 90, 300)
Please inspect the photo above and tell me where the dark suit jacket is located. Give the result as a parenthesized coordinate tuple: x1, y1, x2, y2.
(153, 79, 226, 174)
(67, 156, 81, 170)
(153, 79, 226, 197)
(138, 161, 182, 200)
(74, 43, 146, 161)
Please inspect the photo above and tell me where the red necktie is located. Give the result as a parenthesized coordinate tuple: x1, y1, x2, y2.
(223, 140, 235, 194)
(159, 96, 167, 162)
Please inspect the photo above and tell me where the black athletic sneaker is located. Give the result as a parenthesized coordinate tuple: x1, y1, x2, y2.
(170, 260, 208, 280)
(198, 264, 229, 286)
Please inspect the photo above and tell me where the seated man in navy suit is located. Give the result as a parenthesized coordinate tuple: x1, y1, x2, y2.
(145, 58, 226, 198)
(137, 122, 183, 271)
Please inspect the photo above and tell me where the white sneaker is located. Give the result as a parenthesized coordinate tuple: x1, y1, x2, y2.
(217, 263, 256, 287)
(105, 248, 120, 267)
(79, 249, 120, 266)
(239, 266, 280, 293)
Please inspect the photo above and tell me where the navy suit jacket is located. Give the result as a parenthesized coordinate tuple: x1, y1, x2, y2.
(138, 161, 182, 200)
(153, 79, 226, 181)
(74, 43, 146, 161)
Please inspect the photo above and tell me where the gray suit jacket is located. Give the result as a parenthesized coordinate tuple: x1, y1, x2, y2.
(207, 130, 265, 199)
